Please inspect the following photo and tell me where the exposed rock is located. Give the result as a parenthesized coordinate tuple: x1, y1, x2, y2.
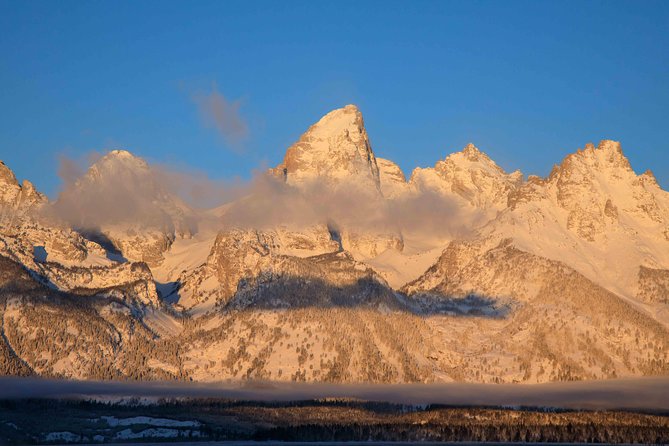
(0, 161, 47, 221)
(273, 105, 380, 192)
(409, 143, 523, 211)
(1, 109, 669, 385)
(177, 226, 341, 310)
(269, 106, 403, 262)
(604, 199, 618, 219)
(377, 158, 409, 198)
(481, 139, 669, 302)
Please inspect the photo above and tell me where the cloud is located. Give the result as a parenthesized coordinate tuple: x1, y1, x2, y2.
(194, 83, 249, 151)
(220, 174, 483, 240)
(45, 149, 482, 246)
(56, 155, 84, 189)
(44, 151, 241, 233)
(47, 152, 170, 230)
(149, 162, 252, 210)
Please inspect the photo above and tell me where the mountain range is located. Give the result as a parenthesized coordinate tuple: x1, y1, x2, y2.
(0, 104, 667, 383)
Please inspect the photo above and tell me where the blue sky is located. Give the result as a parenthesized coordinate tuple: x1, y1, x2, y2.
(1, 0, 668, 196)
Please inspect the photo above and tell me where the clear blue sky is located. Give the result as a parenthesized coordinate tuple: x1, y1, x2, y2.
(1, 0, 668, 196)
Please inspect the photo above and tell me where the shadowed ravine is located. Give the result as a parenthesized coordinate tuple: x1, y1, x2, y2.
(223, 273, 514, 318)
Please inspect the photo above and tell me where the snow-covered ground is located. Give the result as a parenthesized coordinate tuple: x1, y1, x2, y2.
(44, 431, 84, 443)
(100, 415, 200, 427)
(113, 427, 201, 440)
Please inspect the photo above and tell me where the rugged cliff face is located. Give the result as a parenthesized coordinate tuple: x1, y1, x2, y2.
(0, 105, 668, 384)
(484, 140, 669, 300)
(409, 143, 523, 211)
(273, 104, 381, 192)
(268, 104, 403, 260)
(376, 158, 409, 199)
(0, 161, 46, 215)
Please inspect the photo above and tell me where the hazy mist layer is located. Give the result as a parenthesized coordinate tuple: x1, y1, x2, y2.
(47, 154, 481, 239)
(1, 377, 668, 411)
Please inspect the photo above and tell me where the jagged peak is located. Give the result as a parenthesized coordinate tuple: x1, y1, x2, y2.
(509, 169, 524, 183)
(0, 160, 18, 186)
(548, 163, 561, 181)
(0, 161, 45, 198)
(69, 148, 156, 198)
(340, 103, 360, 113)
(461, 143, 482, 160)
(0, 161, 47, 210)
(376, 158, 408, 198)
(597, 139, 623, 155)
(439, 143, 508, 176)
(446, 143, 491, 164)
(325, 103, 360, 116)
(100, 148, 146, 164)
(20, 179, 44, 198)
(376, 158, 407, 182)
(107, 148, 138, 159)
(553, 139, 633, 180)
(640, 169, 659, 188)
(275, 105, 379, 190)
(594, 139, 630, 168)
(581, 139, 628, 164)
(89, 149, 150, 176)
(304, 104, 366, 139)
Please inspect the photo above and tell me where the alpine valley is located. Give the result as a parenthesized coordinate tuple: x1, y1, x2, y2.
(1, 104, 668, 384)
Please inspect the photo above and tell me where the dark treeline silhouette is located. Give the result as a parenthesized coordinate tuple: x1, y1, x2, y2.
(0, 398, 667, 445)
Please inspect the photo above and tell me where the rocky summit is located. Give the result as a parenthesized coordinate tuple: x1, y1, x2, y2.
(0, 105, 668, 383)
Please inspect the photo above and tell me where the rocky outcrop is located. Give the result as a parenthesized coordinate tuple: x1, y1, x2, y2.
(0, 161, 92, 264)
(409, 144, 523, 211)
(273, 105, 381, 192)
(0, 161, 47, 217)
(401, 238, 669, 382)
(270, 106, 403, 260)
(176, 226, 341, 310)
(377, 158, 409, 198)
(482, 140, 669, 301)
(340, 229, 404, 259)
(547, 140, 666, 239)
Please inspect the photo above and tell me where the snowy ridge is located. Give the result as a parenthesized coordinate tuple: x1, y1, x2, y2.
(409, 143, 523, 211)
(483, 140, 669, 303)
(0, 105, 668, 384)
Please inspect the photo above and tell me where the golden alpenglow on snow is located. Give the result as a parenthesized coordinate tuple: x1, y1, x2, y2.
(1, 107, 668, 384)
(2, 1, 669, 443)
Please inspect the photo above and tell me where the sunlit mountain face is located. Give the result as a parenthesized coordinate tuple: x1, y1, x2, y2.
(0, 104, 668, 384)
(2, 1, 668, 443)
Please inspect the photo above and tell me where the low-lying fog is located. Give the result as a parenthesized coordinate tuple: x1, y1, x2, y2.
(1, 377, 668, 411)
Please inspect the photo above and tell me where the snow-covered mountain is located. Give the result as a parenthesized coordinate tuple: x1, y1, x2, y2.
(269, 104, 402, 260)
(482, 140, 669, 307)
(54, 149, 196, 266)
(409, 143, 523, 212)
(0, 161, 46, 216)
(0, 160, 101, 265)
(272, 104, 381, 193)
(0, 105, 668, 383)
